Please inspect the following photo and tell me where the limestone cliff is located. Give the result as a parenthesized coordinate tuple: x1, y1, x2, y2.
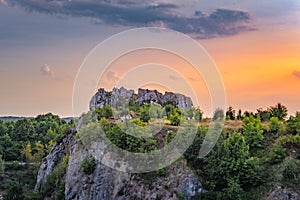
(35, 131, 202, 200)
(89, 87, 193, 111)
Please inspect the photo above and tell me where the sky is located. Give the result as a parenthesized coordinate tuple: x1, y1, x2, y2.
(0, 0, 300, 117)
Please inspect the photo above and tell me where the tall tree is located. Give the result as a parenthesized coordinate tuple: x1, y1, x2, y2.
(267, 103, 288, 120)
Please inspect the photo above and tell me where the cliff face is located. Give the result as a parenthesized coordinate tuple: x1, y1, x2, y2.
(35, 131, 202, 200)
(89, 87, 193, 111)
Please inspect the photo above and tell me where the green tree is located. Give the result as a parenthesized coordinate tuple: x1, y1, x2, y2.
(0, 154, 3, 177)
(286, 112, 300, 135)
(21, 143, 33, 162)
(32, 141, 45, 162)
(226, 106, 236, 120)
(170, 113, 181, 126)
(237, 109, 243, 120)
(269, 117, 282, 133)
(242, 116, 264, 150)
(12, 119, 35, 142)
(0, 120, 7, 136)
(213, 108, 224, 121)
(256, 108, 271, 122)
(267, 103, 288, 120)
(95, 105, 113, 119)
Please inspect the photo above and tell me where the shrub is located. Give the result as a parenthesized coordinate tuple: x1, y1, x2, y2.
(269, 145, 286, 163)
(269, 117, 282, 133)
(282, 160, 299, 188)
(170, 113, 181, 126)
(81, 157, 96, 175)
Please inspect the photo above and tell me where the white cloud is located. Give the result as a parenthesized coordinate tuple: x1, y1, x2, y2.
(40, 64, 55, 78)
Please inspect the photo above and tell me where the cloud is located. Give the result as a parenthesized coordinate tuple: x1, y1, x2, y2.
(293, 70, 300, 79)
(40, 64, 55, 78)
(106, 70, 120, 82)
(0, 0, 8, 6)
(169, 75, 179, 80)
(5, 0, 254, 39)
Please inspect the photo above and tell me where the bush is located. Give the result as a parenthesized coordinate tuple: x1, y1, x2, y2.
(269, 117, 282, 133)
(282, 160, 299, 188)
(213, 108, 224, 121)
(170, 113, 181, 126)
(269, 145, 286, 163)
(81, 157, 96, 175)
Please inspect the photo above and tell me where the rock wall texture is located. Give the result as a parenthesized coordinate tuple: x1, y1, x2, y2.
(89, 87, 193, 111)
(35, 132, 202, 200)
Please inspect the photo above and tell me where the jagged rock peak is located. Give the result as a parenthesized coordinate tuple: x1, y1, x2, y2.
(89, 87, 193, 110)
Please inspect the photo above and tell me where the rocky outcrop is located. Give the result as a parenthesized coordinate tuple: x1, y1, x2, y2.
(35, 133, 203, 200)
(178, 174, 202, 200)
(35, 132, 75, 191)
(89, 87, 193, 111)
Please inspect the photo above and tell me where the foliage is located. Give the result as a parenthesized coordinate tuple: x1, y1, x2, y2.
(0, 154, 3, 177)
(269, 117, 282, 133)
(212, 108, 224, 121)
(3, 181, 24, 200)
(256, 108, 271, 122)
(0, 113, 69, 162)
(169, 113, 181, 126)
(268, 144, 286, 164)
(41, 154, 69, 197)
(242, 116, 265, 150)
(282, 159, 299, 188)
(267, 103, 288, 120)
(226, 106, 236, 120)
(286, 112, 300, 135)
(81, 157, 97, 175)
(95, 105, 113, 119)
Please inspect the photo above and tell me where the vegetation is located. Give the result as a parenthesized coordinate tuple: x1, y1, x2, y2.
(0, 113, 73, 199)
(1, 103, 300, 199)
(81, 157, 97, 175)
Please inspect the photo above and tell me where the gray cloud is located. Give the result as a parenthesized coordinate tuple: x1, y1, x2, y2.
(40, 64, 54, 77)
(5, 0, 254, 39)
(293, 70, 300, 79)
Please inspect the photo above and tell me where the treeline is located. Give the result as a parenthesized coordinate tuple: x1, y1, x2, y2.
(0, 113, 74, 162)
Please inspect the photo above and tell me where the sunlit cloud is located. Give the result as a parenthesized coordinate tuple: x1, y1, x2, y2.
(40, 64, 55, 78)
(292, 70, 300, 79)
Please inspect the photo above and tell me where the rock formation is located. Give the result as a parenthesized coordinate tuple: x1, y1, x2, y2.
(89, 87, 193, 111)
(35, 130, 203, 200)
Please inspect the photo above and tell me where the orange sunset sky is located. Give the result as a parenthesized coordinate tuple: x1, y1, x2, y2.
(0, 0, 299, 117)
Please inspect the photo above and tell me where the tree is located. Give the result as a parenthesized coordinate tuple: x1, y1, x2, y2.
(21, 143, 33, 162)
(32, 141, 45, 162)
(269, 117, 282, 133)
(242, 116, 264, 150)
(170, 113, 181, 126)
(213, 108, 224, 121)
(267, 103, 288, 120)
(286, 112, 300, 135)
(237, 109, 243, 120)
(0, 120, 7, 136)
(226, 106, 235, 120)
(256, 108, 271, 122)
(12, 119, 35, 142)
(0, 154, 3, 177)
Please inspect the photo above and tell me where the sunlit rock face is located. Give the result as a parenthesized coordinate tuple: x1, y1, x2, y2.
(90, 87, 193, 111)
